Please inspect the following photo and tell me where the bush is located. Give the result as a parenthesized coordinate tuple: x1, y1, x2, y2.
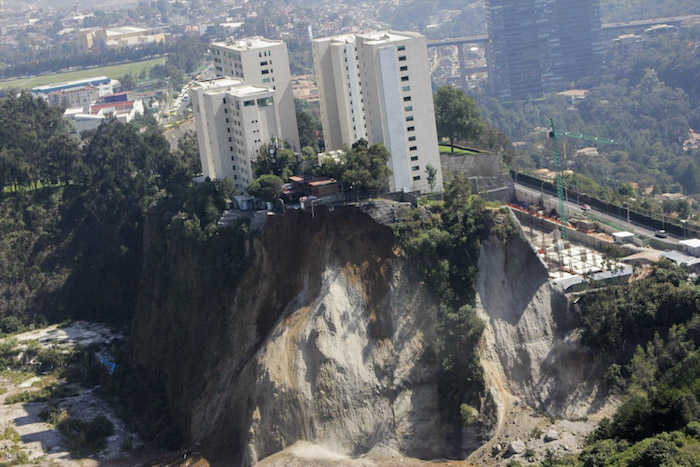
(460, 403, 477, 426)
(604, 363, 622, 387)
(57, 414, 114, 456)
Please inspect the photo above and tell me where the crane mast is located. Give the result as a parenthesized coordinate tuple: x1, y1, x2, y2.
(548, 119, 616, 241)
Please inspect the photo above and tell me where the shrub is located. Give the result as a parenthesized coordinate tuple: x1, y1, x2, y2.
(460, 403, 478, 426)
(604, 363, 622, 387)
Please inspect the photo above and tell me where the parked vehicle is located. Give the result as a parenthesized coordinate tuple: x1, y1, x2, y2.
(580, 204, 592, 211)
(655, 229, 668, 238)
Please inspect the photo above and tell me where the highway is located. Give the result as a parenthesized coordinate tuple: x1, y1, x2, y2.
(513, 182, 684, 246)
(427, 14, 700, 48)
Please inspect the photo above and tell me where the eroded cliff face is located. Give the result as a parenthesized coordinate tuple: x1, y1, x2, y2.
(131, 206, 615, 465)
(132, 206, 455, 464)
(474, 228, 617, 454)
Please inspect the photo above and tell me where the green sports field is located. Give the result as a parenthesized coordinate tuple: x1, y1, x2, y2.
(0, 57, 168, 90)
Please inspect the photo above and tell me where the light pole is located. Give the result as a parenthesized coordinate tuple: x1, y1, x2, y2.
(540, 180, 546, 195)
(577, 193, 586, 206)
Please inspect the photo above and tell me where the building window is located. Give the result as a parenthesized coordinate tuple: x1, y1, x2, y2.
(398, 45, 406, 51)
(231, 156, 235, 161)
(398, 56, 407, 61)
(224, 108, 228, 113)
(222, 98, 227, 104)
(411, 156, 419, 161)
(243, 100, 255, 107)
(401, 76, 409, 82)
(405, 106, 413, 111)
(263, 78, 271, 83)
(403, 96, 411, 102)
(402, 86, 411, 92)
(408, 136, 416, 141)
(413, 176, 421, 181)
(406, 116, 414, 122)
(412, 166, 420, 171)
(230, 146, 233, 151)
(260, 61, 268, 66)
(225, 117, 229, 123)
(410, 146, 417, 151)
(400, 65, 408, 71)
(262, 69, 269, 74)
(407, 126, 415, 131)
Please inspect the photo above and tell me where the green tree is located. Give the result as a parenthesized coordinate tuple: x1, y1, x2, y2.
(295, 99, 321, 151)
(426, 163, 438, 192)
(254, 140, 298, 179)
(247, 174, 283, 202)
(336, 140, 392, 194)
(119, 73, 137, 91)
(434, 85, 484, 153)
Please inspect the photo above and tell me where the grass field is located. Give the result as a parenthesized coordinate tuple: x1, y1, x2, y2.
(438, 144, 481, 155)
(0, 57, 168, 90)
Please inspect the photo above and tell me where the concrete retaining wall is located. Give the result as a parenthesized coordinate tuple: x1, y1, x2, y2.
(441, 153, 502, 178)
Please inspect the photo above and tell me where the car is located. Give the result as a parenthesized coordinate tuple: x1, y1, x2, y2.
(580, 204, 592, 211)
(655, 229, 668, 238)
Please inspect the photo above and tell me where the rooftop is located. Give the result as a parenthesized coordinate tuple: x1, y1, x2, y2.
(313, 33, 356, 44)
(357, 30, 421, 44)
(190, 77, 245, 92)
(105, 26, 148, 36)
(212, 36, 283, 51)
(32, 76, 110, 93)
(680, 238, 700, 248)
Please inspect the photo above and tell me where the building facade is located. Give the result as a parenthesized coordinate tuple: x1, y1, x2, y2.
(210, 37, 300, 152)
(48, 85, 100, 108)
(313, 31, 443, 193)
(312, 34, 367, 151)
(190, 78, 282, 193)
(486, 0, 602, 100)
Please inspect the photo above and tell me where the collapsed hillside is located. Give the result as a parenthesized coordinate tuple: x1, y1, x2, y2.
(128, 204, 617, 465)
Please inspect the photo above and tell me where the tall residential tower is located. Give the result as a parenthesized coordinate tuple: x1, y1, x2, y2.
(211, 37, 300, 151)
(190, 77, 282, 193)
(313, 31, 443, 193)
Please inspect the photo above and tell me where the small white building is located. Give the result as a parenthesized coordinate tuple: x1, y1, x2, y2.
(64, 99, 144, 136)
(613, 231, 635, 244)
(679, 238, 700, 257)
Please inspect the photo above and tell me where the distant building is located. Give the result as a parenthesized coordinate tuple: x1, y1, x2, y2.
(94, 26, 165, 51)
(32, 77, 114, 100)
(312, 31, 444, 193)
(210, 37, 300, 151)
(189, 77, 282, 193)
(486, 0, 603, 100)
(64, 98, 144, 136)
(48, 85, 100, 108)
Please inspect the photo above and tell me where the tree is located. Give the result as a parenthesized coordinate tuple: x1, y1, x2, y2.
(426, 163, 438, 192)
(247, 174, 284, 202)
(119, 73, 137, 91)
(337, 140, 392, 194)
(254, 140, 298, 179)
(295, 99, 321, 151)
(434, 85, 484, 153)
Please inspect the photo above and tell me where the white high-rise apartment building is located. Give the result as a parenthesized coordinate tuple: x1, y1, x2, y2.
(190, 78, 282, 193)
(211, 37, 300, 152)
(313, 31, 443, 193)
(312, 34, 367, 151)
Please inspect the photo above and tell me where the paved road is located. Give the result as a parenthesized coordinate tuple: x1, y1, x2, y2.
(514, 183, 683, 246)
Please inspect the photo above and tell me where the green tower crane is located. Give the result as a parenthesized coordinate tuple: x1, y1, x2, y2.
(548, 119, 616, 241)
